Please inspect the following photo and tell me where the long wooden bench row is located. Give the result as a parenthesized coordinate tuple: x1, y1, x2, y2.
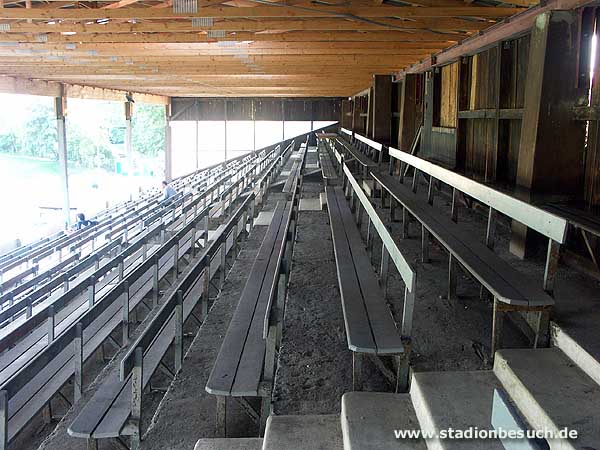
(0, 148, 225, 280)
(0, 151, 270, 449)
(206, 141, 303, 437)
(0, 159, 256, 338)
(326, 159, 416, 392)
(68, 193, 257, 450)
(335, 128, 568, 357)
(64, 141, 289, 449)
(318, 140, 339, 185)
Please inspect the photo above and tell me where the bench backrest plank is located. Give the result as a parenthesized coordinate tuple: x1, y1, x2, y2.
(343, 165, 415, 291)
(388, 146, 567, 243)
(354, 132, 383, 152)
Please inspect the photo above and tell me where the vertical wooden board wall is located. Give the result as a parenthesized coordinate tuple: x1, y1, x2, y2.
(398, 73, 424, 152)
(440, 62, 459, 128)
(464, 48, 499, 181)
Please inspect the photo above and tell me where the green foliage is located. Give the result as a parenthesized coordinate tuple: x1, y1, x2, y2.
(0, 98, 163, 170)
(132, 104, 165, 157)
(0, 132, 19, 154)
(66, 121, 115, 170)
(22, 103, 58, 159)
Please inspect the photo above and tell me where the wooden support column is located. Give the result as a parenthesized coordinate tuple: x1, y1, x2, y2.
(195, 118, 199, 170)
(584, 9, 600, 212)
(125, 96, 133, 176)
(164, 101, 173, 182)
(422, 71, 435, 155)
(398, 74, 422, 153)
(510, 11, 587, 258)
(371, 74, 393, 154)
(341, 98, 353, 130)
(55, 86, 71, 227)
(366, 86, 374, 137)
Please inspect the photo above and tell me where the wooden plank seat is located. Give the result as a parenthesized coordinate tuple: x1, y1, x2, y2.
(0, 144, 281, 448)
(0, 252, 81, 313)
(318, 141, 339, 185)
(335, 135, 377, 172)
(0, 200, 220, 449)
(370, 170, 555, 356)
(68, 195, 255, 450)
(325, 185, 406, 391)
(352, 132, 385, 164)
(281, 143, 306, 199)
(206, 199, 296, 437)
(544, 203, 600, 272)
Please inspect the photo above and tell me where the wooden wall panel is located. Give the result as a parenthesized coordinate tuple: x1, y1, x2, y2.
(284, 100, 312, 121)
(397, 74, 423, 152)
(171, 97, 342, 122)
(198, 99, 226, 120)
(255, 99, 284, 121)
(440, 62, 458, 128)
(313, 99, 342, 121)
(227, 98, 254, 120)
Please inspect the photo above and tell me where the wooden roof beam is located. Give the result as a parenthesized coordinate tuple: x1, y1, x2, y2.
(0, 75, 169, 102)
(396, 0, 595, 78)
(0, 6, 524, 20)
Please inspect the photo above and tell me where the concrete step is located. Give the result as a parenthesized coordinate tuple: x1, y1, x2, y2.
(551, 321, 600, 386)
(194, 438, 263, 450)
(411, 370, 505, 450)
(262, 415, 342, 450)
(341, 392, 427, 450)
(494, 347, 600, 450)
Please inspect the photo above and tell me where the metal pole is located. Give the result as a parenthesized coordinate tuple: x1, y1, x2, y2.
(56, 92, 71, 227)
(165, 102, 173, 182)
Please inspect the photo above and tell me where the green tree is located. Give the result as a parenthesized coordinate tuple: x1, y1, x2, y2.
(66, 118, 115, 170)
(22, 103, 57, 159)
(0, 132, 20, 154)
(132, 104, 165, 157)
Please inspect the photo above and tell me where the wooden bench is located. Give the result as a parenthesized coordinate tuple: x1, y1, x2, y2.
(353, 132, 385, 164)
(317, 140, 338, 185)
(371, 169, 559, 356)
(544, 203, 600, 273)
(206, 198, 297, 437)
(325, 184, 412, 391)
(68, 195, 256, 450)
(335, 135, 378, 181)
(282, 146, 306, 199)
(0, 156, 258, 448)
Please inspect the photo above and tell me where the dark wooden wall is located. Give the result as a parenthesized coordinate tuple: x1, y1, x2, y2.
(171, 97, 342, 122)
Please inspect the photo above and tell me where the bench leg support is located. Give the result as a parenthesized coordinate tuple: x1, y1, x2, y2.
(491, 298, 504, 359)
(352, 353, 363, 391)
(401, 208, 409, 239)
(448, 254, 457, 302)
(86, 439, 98, 450)
(216, 396, 227, 438)
(421, 225, 429, 263)
(534, 309, 551, 348)
(259, 395, 271, 437)
(396, 353, 410, 392)
(543, 240, 560, 296)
